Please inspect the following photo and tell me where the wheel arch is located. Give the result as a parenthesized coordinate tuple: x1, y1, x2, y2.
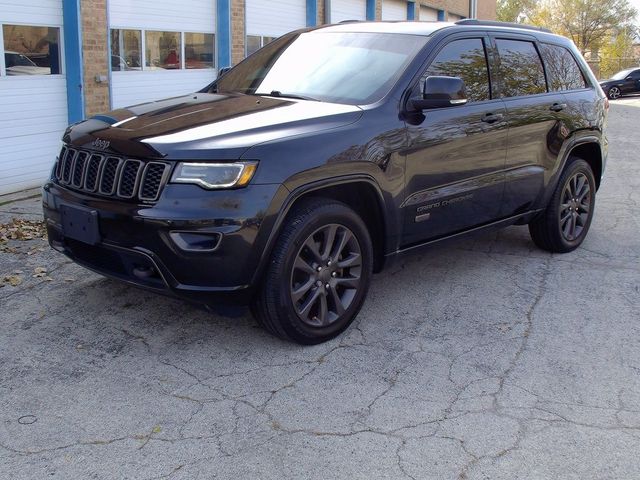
(567, 141, 603, 190)
(251, 176, 389, 289)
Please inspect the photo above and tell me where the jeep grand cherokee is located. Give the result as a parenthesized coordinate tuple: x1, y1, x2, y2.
(43, 20, 608, 344)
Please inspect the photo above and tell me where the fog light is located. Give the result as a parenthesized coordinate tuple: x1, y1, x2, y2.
(169, 231, 222, 252)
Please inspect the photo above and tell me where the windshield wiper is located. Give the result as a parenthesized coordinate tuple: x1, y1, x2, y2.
(257, 90, 321, 102)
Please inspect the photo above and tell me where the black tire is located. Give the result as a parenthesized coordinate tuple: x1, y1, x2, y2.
(529, 157, 596, 253)
(252, 198, 373, 344)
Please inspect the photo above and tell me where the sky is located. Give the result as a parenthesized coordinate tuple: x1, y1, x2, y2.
(632, 0, 640, 27)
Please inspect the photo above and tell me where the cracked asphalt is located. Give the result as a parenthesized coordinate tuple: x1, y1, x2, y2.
(1, 97, 639, 480)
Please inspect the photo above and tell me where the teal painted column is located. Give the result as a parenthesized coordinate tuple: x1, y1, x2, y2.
(217, 0, 232, 68)
(62, 0, 84, 122)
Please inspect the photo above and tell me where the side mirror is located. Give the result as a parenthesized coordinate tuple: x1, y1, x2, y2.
(218, 66, 232, 77)
(411, 76, 468, 111)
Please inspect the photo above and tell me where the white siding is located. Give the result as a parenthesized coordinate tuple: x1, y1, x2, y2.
(109, 0, 215, 32)
(331, 0, 366, 23)
(420, 5, 438, 21)
(381, 0, 406, 20)
(111, 69, 216, 109)
(0, 76, 68, 194)
(247, 0, 306, 37)
(0, 0, 63, 26)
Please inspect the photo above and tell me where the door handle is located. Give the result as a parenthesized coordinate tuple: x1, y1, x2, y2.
(481, 113, 504, 123)
(550, 102, 567, 112)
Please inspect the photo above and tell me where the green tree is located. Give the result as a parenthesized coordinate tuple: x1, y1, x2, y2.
(529, 0, 637, 54)
(496, 0, 536, 22)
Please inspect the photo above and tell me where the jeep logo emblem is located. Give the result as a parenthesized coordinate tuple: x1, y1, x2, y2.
(92, 138, 110, 150)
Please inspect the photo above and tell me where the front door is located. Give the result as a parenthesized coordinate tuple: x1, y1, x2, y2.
(402, 36, 508, 246)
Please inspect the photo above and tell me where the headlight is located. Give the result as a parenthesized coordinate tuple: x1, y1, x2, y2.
(170, 161, 258, 189)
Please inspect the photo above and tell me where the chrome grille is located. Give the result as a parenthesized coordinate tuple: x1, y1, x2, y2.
(54, 146, 170, 202)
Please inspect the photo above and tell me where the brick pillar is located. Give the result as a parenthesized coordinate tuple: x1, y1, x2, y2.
(231, 0, 246, 65)
(317, 0, 325, 24)
(375, 0, 382, 20)
(80, 0, 110, 116)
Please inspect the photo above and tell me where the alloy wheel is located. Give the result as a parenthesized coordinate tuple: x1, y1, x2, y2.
(559, 172, 591, 242)
(609, 87, 621, 99)
(290, 223, 362, 327)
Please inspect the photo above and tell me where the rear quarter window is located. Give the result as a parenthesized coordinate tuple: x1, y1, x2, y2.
(495, 39, 547, 97)
(540, 44, 587, 91)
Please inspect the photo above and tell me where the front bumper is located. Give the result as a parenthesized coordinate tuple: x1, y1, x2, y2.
(42, 180, 287, 305)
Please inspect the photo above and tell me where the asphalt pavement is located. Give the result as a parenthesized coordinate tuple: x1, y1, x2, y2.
(1, 97, 639, 479)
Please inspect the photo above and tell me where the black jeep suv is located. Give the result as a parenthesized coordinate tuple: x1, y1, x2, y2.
(43, 20, 608, 344)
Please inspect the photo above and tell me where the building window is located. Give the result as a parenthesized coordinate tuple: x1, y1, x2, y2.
(1, 24, 62, 76)
(145, 31, 181, 69)
(246, 35, 276, 57)
(110, 29, 215, 71)
(185, 32, 215, 69)
(110, 29, 142, 71)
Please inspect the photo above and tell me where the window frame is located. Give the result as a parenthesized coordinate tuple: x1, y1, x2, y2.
(0, 22, 65, 77)
(538, 42, 590, 93)
(490, 34, 549, 99)
(245, 34, 277, 58)
(110, 27, 215, 72)
(407, 33, 497, 107)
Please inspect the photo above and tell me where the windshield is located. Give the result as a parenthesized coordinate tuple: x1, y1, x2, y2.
(5, 53, 37, 68)
(611, 69, 633, 80)
(209, 32, 429, 105)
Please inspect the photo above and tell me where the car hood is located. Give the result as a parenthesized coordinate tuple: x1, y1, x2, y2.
(64, 93, 363, 160)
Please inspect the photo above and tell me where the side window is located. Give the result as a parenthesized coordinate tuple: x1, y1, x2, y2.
(630, 70, 640, 80)
(495, 39, 546, 97)
(422, 38, 491, 103)
(540, 44, 587, 91)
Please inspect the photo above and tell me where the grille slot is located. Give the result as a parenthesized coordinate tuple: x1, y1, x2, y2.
(72, 151, 89, 188)
(84, 154, 103, 191)
(117, 160, 143, 198)
(99, 157, 122, 195)
(61, 148, 76, 184)
(139, 162, 169, 201)
(54, 146, 170, 202)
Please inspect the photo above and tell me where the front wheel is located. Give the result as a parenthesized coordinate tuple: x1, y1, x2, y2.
(608, 86, 621, 99)
(529, 157, 596, 253)
(252, 198, 373, 344)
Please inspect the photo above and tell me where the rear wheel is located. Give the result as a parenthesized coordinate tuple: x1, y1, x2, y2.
(252, 198, 373, 344)
(529, 157, 596, 253)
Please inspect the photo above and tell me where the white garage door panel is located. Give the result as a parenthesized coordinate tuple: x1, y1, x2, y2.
(247, 0, 305, 36)
(109, 0, 215, 31)
(382, 0, 406, 20)
(0, 77, 67, 195)
(111, 69, 216, 109)
(331, 0, 366, 23)
(420, 6, 438, 21)
(0, 0, 63, 25)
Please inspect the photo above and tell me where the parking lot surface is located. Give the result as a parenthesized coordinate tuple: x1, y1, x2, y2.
(1, 97, 639, 479)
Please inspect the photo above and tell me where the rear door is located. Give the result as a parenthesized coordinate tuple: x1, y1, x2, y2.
(490, 35, 567, 217)
(402, 35, 508, 245)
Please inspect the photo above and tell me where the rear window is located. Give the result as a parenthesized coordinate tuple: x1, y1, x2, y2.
(495, 39, 547, 97)
(540, 44, 587, 91)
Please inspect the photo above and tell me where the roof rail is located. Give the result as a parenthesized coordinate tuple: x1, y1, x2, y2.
(338, 19, 362, 24)
(455, 19, 552, 33)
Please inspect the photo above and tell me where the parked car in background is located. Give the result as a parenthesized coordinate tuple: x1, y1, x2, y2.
(4, 51, 50, 75)
(599, 67, 640, 99)
(43, 20, 608, 344)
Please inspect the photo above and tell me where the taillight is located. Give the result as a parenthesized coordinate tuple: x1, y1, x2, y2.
(604, 98, 610, 110)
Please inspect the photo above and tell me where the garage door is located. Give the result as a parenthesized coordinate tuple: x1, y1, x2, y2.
(331, 0, 366, 23)
(246, 0, 305, 56)
(0, 0, 68, 195)
(382, 0, 407, 20)
(109, 0, 217, 109)
(420, 5, 438, 21)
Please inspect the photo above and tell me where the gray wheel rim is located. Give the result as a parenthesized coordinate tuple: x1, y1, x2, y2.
(290, 223, 362, 327)
(609, 87, 621, 99)
(559, 172, 591, 242)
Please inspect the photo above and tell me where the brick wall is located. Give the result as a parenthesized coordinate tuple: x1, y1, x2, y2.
(80, 0, 109, 116)
(231, 0, 246, 65)
(375, 0, 382, 20)
(476, 0, 496, 20)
